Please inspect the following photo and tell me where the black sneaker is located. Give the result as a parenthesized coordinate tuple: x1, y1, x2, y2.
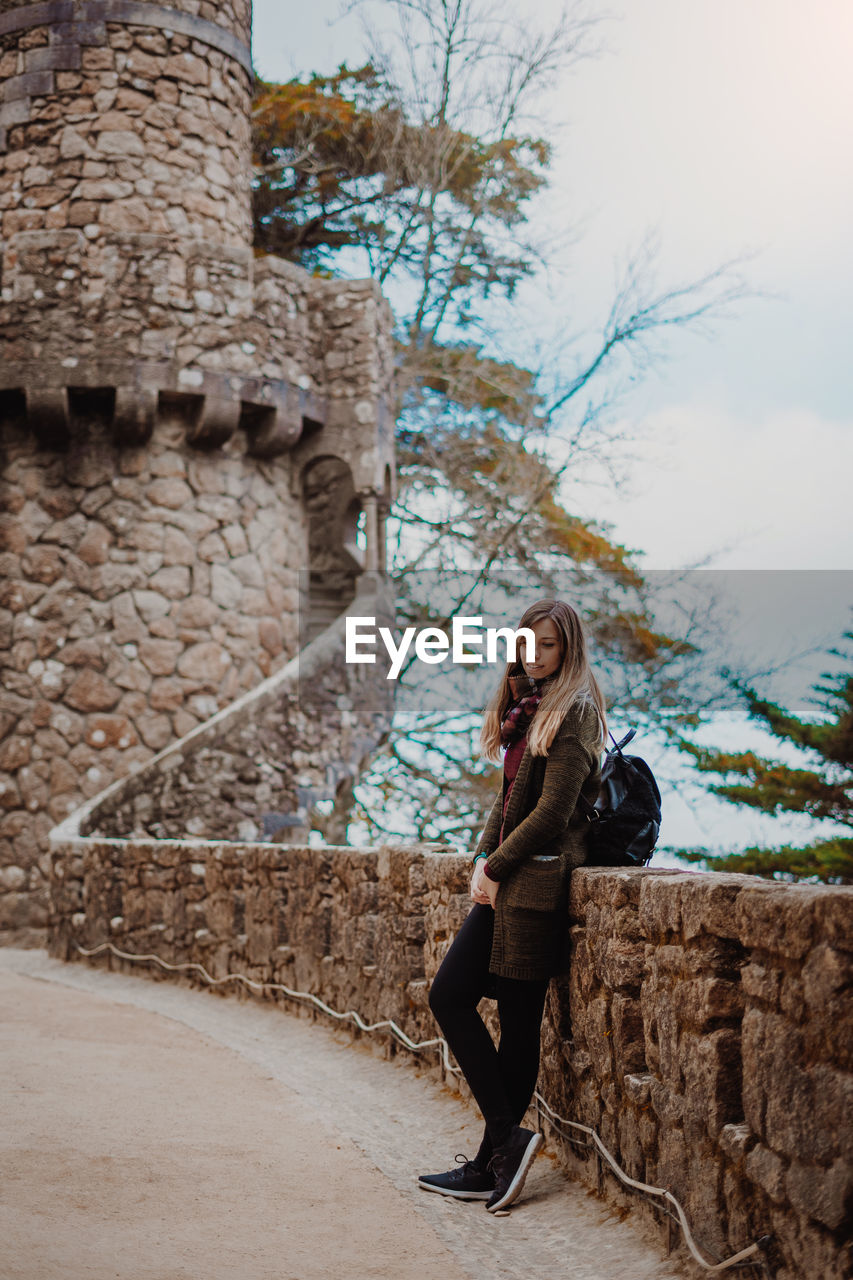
(485, 1125, 543, 1212)
(418, 1154, 496, 1200)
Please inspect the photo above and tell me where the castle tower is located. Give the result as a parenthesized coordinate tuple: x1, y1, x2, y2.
(0, 1, 396, 943)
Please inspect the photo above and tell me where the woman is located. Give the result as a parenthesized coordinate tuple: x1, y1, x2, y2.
(419, 599, 605, 1213)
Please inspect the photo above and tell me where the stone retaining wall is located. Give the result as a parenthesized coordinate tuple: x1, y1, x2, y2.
(48, 838, 852, 1280)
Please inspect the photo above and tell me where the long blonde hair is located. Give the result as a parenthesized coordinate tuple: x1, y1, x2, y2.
(480, 599, 607, 762)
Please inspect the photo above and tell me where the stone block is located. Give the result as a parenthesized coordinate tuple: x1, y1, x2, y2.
(0, 892, 32, 929)
(21, 545, 64, 585)
(812, 890, 853, 952)
(786, 1156, 852, 1231)
(623, 1072, 652, 1105)
(54, 20, 107, 47)
(67, 199, 99, 225)
(638, 873, 685, 937)
(258, 618, 283, 657)
(741, 961, 780, 1008)
(3, 71, 54, 101)
(673, 976, 744, 1028)
(680, 1027, 741, 1137)
(654, 1124, 688, 1194)
(50, 707, 85, 745)
(25, 46, 81, 73)
(85, 717, 137, 751)
(735, 883, 824, 959)
(210, 564, 242, 609)
(600, 938, 645, 990)
(100, 197, 151, 231)
(54, 71, 82, 91)
(76, 523, 112, 566)
(0, 98, 29, 130)
(65, 669, 120, 713)
(132, 590, 170, 622)
(148, 566, 191, 600)
(718, 1121, 754, 1161)
(0, 865, 27, 891)
(176, 642, 231, 683)
(96, 129, 145, 157)
(198, 531, 226, 562)
(811, 1065, 853, 1162)
(802, 943, 853, 1009)
(646, 986, 682, 1086)
(172, 595, 219, 629)
(610, 992, 646, 1074)
(115, 87, 151, 112)
(767, 1068, 839, 1167)
(680, 874, 749, 941)
(146, 477, 193, 510)
(745, 1142, 787, 1203)
(60, 637, 107, 669)
(138, 639, 182, 677)
(135, 712, 172, 751)
(164, 52, 209, 86)
(150, 679, 185, 713)
(80, 45, 113, 72)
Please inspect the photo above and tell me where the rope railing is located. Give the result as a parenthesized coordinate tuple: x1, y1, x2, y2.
(73, 939, 767, 1274)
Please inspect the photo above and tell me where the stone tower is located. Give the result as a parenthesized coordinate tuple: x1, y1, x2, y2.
(0, 1, 396, 943)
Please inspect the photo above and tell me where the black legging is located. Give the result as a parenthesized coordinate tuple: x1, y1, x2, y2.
(428, 902, 549, 1167)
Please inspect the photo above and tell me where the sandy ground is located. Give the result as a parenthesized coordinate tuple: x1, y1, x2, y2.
(0, 948, 687, 1280)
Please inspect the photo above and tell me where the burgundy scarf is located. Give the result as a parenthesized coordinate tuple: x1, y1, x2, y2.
(499, 671, 552, 746)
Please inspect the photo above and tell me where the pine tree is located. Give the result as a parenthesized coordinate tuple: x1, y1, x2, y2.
(677, 627, 853, 883)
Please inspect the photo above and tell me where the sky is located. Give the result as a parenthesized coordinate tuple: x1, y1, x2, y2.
(251, 1, 853, 853)
(251, 0, 853, 574)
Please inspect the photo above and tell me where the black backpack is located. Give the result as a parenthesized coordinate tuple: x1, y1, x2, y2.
(578, 729, 662, 867)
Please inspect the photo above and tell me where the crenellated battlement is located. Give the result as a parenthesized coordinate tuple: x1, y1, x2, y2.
(0, 229, 393, 473)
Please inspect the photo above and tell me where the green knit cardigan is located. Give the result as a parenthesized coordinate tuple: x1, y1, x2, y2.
(473, 698, 602, 981)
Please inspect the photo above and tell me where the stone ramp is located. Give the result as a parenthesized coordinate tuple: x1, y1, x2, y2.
(0, 949, 686, 1280)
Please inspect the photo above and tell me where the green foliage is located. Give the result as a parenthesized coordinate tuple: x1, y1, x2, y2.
(676, 627, 853, 883)
(677, 838, 853, 885)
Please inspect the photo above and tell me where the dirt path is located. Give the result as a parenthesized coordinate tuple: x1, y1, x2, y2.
(0, 948, 686, 1280)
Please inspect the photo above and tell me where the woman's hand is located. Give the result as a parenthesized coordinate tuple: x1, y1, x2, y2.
(471, 859, 499, 910)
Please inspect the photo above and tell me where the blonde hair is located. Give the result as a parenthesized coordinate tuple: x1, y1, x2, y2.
(479, 599, 607, 762)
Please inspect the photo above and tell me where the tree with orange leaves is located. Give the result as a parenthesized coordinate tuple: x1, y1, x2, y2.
(251, 0, 749, 844)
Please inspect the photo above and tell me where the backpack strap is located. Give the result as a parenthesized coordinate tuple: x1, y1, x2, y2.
(576, 727, 637, 821)
(577, 792, 598, 822)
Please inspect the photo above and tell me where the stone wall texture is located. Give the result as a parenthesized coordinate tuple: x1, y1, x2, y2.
(48, 820, 852, 1279)
(1, 2, 253, 235)
(65, 571, 398, 849)
(1, 0, 397, 940)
